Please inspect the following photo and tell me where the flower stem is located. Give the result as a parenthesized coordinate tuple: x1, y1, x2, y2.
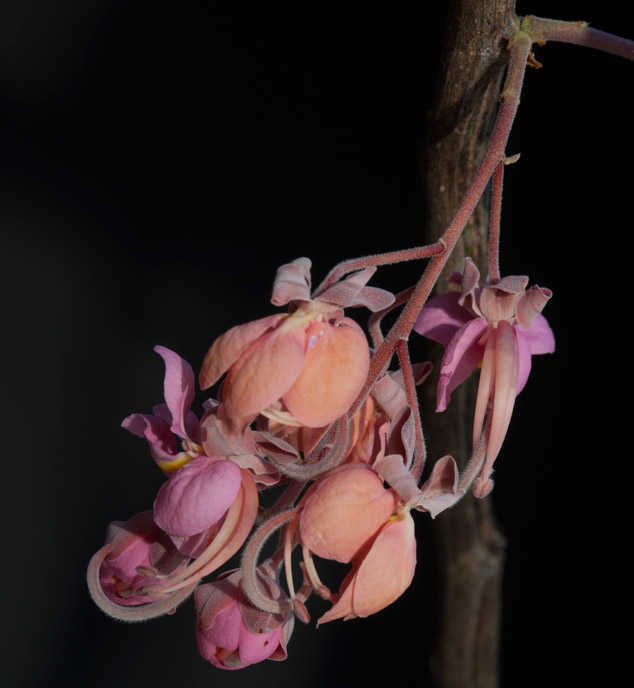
(350, 31, 532, 418)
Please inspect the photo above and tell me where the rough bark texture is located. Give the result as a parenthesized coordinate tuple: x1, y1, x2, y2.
(419, 2, 517, 687)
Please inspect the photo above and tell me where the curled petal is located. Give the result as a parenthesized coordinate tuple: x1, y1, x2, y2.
(317, 268, 395, 312)
(479, 275, 529, 323)
(458, 257, 482, 310)
(515, 285, 553, 329)
(415, 455, 464, 517)
(270, 258, 312, 306)
(154, 457, 242, 537)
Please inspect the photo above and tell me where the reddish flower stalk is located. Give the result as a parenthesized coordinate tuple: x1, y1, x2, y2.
(487, 161, 505, 284)
(314, 243, 446, 299)
(350, 31, 532, 420)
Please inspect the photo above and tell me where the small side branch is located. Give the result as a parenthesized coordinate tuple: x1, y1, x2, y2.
(523, 16, 634, 61)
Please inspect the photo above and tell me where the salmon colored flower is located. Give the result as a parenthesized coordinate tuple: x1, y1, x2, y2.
(199, 258, 393, 431)
(317, 511, 416, 625)
(295, 463, 416, 623)
(414, 259, 555, 496)
(299, 464, 396, 563)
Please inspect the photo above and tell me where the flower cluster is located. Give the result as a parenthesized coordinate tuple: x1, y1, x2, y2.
(88, 254, 553, 670)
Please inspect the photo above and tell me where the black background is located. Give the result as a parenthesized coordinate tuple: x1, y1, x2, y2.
(2, 1, 630, 686)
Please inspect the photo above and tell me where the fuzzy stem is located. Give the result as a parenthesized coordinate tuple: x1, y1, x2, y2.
(368, 286, 415, 349)
(523, 16, 634, 60)
(240, 509, 299, 614)
(350, 32, 531, 420)
(487, 162, 504, 283)
(314, 243, 446, 298)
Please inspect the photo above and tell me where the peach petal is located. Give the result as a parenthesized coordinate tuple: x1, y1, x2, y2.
(316, 566, 356, 626)
(299, 464, 395, 563)
(199, 313, 286, 390)
(352, 512, 416, 618)
(222, 325, 306, 420)
(283, 318, 370, 427)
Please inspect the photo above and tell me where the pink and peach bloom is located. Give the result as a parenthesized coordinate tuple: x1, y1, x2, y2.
(414, 259, 554, 495)
(198, 258, 394, 431)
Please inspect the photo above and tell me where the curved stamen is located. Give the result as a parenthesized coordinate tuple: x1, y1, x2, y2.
(86, 544, 197, 622)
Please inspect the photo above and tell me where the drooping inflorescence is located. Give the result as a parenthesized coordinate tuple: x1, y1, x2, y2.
(87, 251, 553, 668)
(87, 13, 634, 672)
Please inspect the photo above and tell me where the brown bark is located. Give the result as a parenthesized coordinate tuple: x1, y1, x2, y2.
(419, 1, 517, 687)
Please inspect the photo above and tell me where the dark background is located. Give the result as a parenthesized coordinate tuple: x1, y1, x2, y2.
(2, 1, 630, 686)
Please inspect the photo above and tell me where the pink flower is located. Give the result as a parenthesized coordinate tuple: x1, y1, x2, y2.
(93, 511, 189, 606)
(122, 346, 205, 474)
(195, 569, 294, 670)
(414, 259, 555, 496)
(198, 258, 393, 431)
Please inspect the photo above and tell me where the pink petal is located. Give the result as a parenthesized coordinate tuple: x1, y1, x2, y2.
(154, 346, 196, 440)
(437, 318, 489, 412)
(207, 603, 242, 651)
(199, 313, 287, 390)
(414, 292, 473, 346)
(153, 457, 241, 536)
(121, 413, 178, 454)
(195, 571, 242, 630)
(516, 313, 555, 355)
(237, 625, 280, 665)
(515, 329, 533, 394)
